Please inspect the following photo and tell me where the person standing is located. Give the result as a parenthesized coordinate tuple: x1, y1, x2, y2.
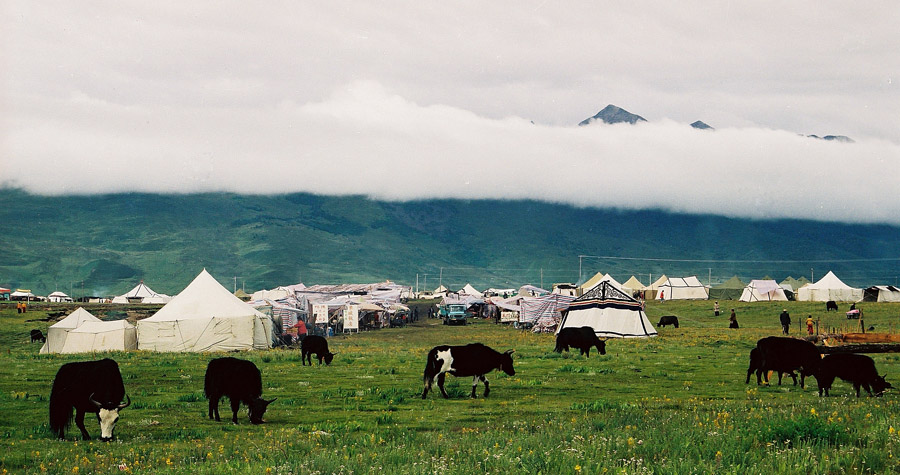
(806, 315, 814, 336)
(729, 309, 739, 329)
(659, 290, 665, 303)
(779, 309, 791, 335)
(714, 301, 720, 317)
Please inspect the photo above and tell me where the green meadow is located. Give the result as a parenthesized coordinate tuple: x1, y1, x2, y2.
(3, 300, 900, 474)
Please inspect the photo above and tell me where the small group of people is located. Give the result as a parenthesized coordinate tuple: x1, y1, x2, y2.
(714, 301, 739, 329)
(16, 301, 28, 313)
(779, 308, 817, 336)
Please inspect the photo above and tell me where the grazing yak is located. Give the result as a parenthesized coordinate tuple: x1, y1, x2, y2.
(746, 347, 797, 385)
(30, 329, 46, 343)
(301, 335, 336, 366)
(657, 316, 680, 328)
(49, 358, 130, 441)
(826, 300, 839, 311)
(422, 343, 515, 399)
(554, 327, 606, 357)
(816, 353, 893, 397)
(204, 357, 276, 424)
(754, 336, 822, 388)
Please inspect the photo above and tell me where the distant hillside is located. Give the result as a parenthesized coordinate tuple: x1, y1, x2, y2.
(579, 104, 647, 126)
(1, 190, 898, 295)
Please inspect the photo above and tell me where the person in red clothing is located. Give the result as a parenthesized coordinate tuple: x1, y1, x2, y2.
(293, 319, 308, 342)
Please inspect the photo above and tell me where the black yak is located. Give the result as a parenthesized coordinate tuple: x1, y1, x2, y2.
(826, 301, 838, 311)
(554, 327, 606, 357)
(49, 358, 130, 441)
(755, 336, 822, 388)
(816, 353, 892, 397)
(204, 357, 275, 424)
(657, 316, 680, 328)
(422, 343, 515, 399)
(745, 347, 797, 385)
(300, 335, 335, 365)
(30, 329, 46, 343)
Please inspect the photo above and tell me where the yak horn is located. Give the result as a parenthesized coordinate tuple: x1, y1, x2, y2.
(117, 395, 131, 409)
(88, 393, 102, 408)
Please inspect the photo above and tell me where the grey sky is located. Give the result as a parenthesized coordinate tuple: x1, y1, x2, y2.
(2, 2, 899, 223)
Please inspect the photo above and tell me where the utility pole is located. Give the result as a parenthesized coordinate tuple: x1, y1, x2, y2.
(415, 274, 419, 295)
(439, 267, 443, 288)
(540, 268, 544, 290)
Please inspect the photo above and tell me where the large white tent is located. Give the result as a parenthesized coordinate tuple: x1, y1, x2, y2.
(60, 320, 137, 353)
(137, 269, 274, 352)
(558, 281, 657, 338)
(47, 291, 73, 303)
(656, 276, 709, 300)
(642, 275, 668, 300)
(739, 280, 788, 302)
(459, 283, 483, 298)
(40, 307, 101, 354)
(796, 271, 863, 302)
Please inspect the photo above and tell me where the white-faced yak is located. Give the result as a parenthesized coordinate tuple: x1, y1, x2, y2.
(49, 358, 130, 441)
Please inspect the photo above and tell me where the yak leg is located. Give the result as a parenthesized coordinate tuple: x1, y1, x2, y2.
(482, 375, 490, 397)
(209, 395, 221, 421)
(788, 372, 798, 386)
(422, 375, 433, 399)
(437, 373, 449, 399)
(470, 376, 479, 398)
(74, 409, 91, 440)
(301, 350, 308, 366)
(230, 398, 241, 424)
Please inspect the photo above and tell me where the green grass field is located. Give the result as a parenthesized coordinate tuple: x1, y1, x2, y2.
(2, 300, 900, 474)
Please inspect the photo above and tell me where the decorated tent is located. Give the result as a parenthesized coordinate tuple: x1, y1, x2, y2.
(656, 276, 708, 300)
(739, 280, 788, 302)
(796, 271, 863, 302)
(642, 275, 668, 300)
(558, 281, 657, 338)
(708, 276, 746, 301)
(137, 269, 274, 352)
(60, 320, 137, 353)
(863, 286, 900, 303)
(621, 276, 645, 297)
(577, 271, 606, 295)
(40, 307, 102, 354)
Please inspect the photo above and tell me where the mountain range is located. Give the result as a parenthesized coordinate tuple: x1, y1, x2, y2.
(1, 189, 897, 296)
(579, 104, 851, 141)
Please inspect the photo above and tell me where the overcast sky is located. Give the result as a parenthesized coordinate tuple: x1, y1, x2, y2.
(2, 2, 899, 224)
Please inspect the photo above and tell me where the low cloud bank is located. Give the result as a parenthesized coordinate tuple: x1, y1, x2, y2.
(4, 82, 899, 224)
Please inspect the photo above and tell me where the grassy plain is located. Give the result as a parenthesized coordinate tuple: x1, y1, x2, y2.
(2, 300, 900, 474)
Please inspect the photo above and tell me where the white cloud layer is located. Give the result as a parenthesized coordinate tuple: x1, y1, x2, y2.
(2, 2, 899, 223)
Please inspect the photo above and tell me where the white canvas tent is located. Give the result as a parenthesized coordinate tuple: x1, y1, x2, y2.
(558, 281, 657, 338)
(621, 276, 645, 297)
(459, 283, 483, 298)
(796, 271, 863, 302)
(578, 271, 606, 295)
(137, 269, 275, 352)
(60, 320, 137, 353)
(642, 275, 668, 300)
(739, 280, 788, 302)
(40, 307, 102, 354)
(656, 276, 709, 300)
(48, 291, 73, 303)
(864, 286, 900, 302)
(112, 281, 171, 304)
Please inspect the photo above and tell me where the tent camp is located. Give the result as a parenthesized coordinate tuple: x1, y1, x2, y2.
(780, 276, 810, 294)
(40, 307, 102, 354)
(642, 275, 668, 300)
(137, 269, 275, 352)
(739, 280, 788, 302)
(656, 276, 708, 300)
(60, 320, 137, 353)
(112, 281, 171, 304)
(864, 286, 900, 303)
(621, 276, 645, 297)
(796, 271, 863, 302)
(708, 276, 746, 301)
(558, 281, 657, 338)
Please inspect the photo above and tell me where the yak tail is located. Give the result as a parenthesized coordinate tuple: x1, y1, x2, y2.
(423, 349, 440, 383)
(48, 395, 72, 439)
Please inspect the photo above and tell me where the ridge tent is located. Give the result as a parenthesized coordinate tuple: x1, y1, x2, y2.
(40, 307, 102, 354)
(656, 276, 708, 300)
(863, 286, 900, 303)
(708, 276, 746, 301)
(558, 281, 657, 338)
(739, 280, 788, 302)
(60, 320, 137, 353)
(137, 269, 275, 352)
(642, 275, 668, 300)
(796, 271, 863, 302)
(621, 276, 645, 297)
